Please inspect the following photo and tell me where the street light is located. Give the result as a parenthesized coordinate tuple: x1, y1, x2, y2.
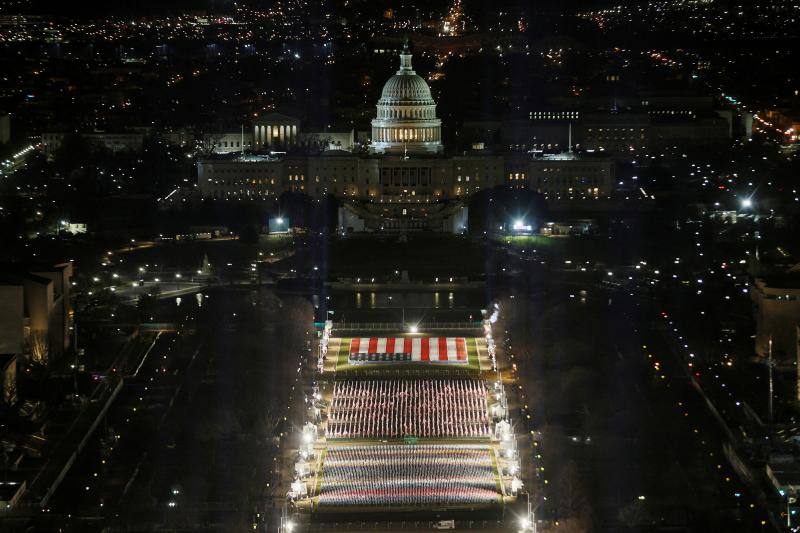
(740, 197, 753, 209)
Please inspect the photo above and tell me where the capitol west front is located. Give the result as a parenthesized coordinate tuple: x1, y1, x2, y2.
(196, 44, 613, 231)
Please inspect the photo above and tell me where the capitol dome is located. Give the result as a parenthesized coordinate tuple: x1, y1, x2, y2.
(379, 72, 434, 104)
(370, 42, 443, 155)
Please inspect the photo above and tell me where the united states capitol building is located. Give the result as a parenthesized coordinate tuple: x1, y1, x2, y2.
(197, 43, 614, 232)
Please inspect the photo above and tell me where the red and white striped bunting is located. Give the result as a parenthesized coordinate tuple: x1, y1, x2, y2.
(348, 337, 467, 363)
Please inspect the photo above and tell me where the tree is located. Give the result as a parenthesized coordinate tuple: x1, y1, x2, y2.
(197, 133, 223, 156)
(278, 191, 312, 228)
(53, 133, 91, 177)
(27, 330, 50, 368)
(239, 224, 260, 244)
(617, 499, 654, 528)
(557, 460, 592, 528)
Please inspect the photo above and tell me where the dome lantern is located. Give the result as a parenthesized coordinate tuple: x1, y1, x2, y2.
(398, 40, 413, 73)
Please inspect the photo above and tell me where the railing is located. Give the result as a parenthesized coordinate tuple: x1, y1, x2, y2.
(331, 321, 481, 332)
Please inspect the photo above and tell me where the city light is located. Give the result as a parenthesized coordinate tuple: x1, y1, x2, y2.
(2, 1, 795, 530)
(512, 219, 532, 233)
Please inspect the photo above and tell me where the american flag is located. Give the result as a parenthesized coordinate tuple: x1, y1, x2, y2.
(348, 337, 467, 363)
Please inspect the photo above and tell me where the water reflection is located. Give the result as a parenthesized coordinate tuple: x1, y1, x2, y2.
(328, 290, 483, 311)
(320, 289, 485, 323)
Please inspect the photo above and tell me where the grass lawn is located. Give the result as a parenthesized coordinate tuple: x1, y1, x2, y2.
(502, 234, 563, 248)
(327, 234, 488, 278)
(333, 336, 481, 377)
(117, 234, 293, 272)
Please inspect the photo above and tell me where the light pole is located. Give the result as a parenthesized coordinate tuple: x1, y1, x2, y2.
(768, 337, 774, 429)
(523, 491, 537, 533)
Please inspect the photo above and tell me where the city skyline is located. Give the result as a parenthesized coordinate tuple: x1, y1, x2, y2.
(0, 1, 798, 532)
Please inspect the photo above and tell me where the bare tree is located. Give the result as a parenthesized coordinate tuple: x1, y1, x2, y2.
(197, 133, 223, 156)
(557, 460, 592, 530)
(618, 499, 654, 528)
(27, 329, 50, 368)
(2, 368, 16, 406)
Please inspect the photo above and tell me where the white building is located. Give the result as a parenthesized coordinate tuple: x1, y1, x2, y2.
(369, 42, 443, 155)
(195, 43, 616, 231)
(41, 131, 145, 157)
(751, 272, 800, 365)
(253, 113, 300, 150)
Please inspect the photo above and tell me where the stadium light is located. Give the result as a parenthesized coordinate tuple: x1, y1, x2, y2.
(512, 219, 533, 233)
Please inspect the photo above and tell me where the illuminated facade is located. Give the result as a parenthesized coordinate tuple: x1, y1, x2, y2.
(369, 43, 443, 155)
(253, 113, 300, 150)
(193, 45, 615, 230)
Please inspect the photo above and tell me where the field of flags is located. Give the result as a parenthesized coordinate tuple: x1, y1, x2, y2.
(315, 333, 502, 510)
(319, 445, 499, 507)
(326, 379, 490, 439)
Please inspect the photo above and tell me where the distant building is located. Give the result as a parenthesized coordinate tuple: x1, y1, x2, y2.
(0, 113, 10, 145)
(299, 129, 355, 152)
(764, 109, 800, 143)
(751, 270, 800, 365)
(528, 153, 613, 199)
(203, 131, 253, 154)
(0, 263, 73, 365)
(196, 45, 616, 231)
(540, 219, 598, 236)
(41, 131, 145, 157)
(253, 113, 300, 150)
(468, 92, 733, 154)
